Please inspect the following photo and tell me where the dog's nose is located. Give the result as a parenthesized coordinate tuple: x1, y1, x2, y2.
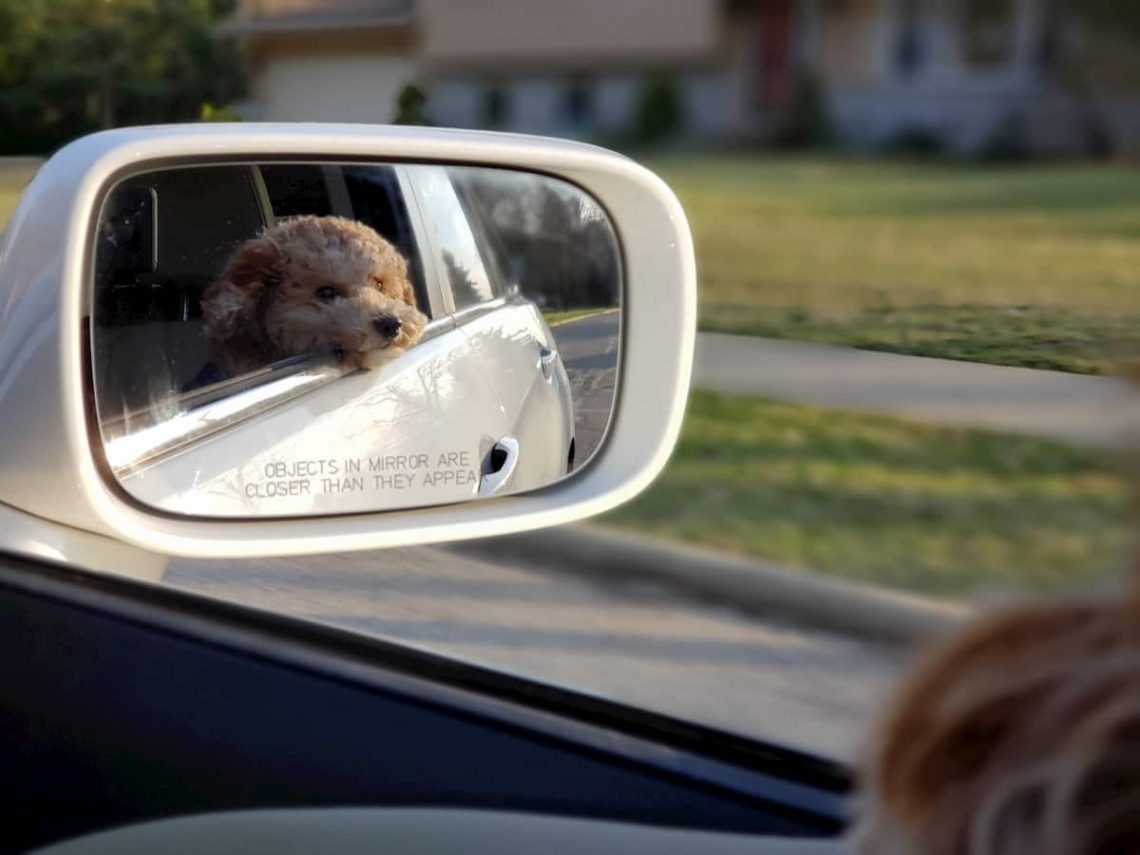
(372, 315, 402, 339)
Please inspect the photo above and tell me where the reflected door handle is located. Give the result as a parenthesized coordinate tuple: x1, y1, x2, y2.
(538, 345, 558, 380)
(478, 436, 520, 496)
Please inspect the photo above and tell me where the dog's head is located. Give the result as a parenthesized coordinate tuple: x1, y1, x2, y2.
(202, 216, 427, 374)
(851, 601, 1140, 855)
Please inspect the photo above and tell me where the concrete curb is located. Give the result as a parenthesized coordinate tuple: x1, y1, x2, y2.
(448, 524, 969, 646)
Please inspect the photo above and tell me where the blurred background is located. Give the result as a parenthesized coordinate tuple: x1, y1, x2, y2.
(3, 0, 1140, 757)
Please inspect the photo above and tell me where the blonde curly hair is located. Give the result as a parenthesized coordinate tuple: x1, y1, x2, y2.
(850, 585, 1140, 855)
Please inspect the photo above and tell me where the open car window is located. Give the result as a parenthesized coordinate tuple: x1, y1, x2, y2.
(91, 162, 432, 474)
(93, 165, 270, 423)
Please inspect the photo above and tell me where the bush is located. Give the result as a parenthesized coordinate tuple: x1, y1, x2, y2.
(392, 83, 429, 125)
(199, 102, 242, 122)
(632, 72, 684, 145)
(774, 73, 832, 149)
(979, 112, 1033, 162)
(883, 125, 947, 159)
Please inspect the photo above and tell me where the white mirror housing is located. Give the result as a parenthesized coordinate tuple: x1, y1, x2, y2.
(0, 125, 694, 565)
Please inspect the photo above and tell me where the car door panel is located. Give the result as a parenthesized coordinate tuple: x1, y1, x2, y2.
(0, 554, 846, 851)
(117, 327, 510, 516)
(459, 302, 574, 490)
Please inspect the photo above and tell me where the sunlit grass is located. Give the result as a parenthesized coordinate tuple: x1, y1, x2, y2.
(651, 157, 1140, 372)
(603, 392, 1133, 598)
(0, 159, 41, 229)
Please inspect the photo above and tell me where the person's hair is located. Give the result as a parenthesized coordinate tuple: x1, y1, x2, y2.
(851, 593, 1140, 855)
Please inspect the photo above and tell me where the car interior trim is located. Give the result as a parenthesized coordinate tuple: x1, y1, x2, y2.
(0, 550, 848, 850)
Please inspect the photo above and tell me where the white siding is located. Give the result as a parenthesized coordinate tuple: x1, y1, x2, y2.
(256, 53, 417, 123)
(431, 70, 731, 140)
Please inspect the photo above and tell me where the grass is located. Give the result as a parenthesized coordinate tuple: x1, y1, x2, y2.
(602, 391, 1133, 598)
(0, 159, 41, 229)
(651, 157, 1140, 373)
(543, 307, 613, 326)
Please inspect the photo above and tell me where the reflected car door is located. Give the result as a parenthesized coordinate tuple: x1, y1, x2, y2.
(402, 165, 575, 495)
(115, 326, 517, 516)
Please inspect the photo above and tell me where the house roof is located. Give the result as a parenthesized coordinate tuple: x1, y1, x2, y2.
(418, 0, 722, 69)
(222, 0, 722, 67)
(219, 0, 413, 36)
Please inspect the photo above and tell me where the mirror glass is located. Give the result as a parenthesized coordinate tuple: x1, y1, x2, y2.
(90, 162, 621, 517)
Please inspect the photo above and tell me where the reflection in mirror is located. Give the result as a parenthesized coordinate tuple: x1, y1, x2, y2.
(91, 162, 621, 518)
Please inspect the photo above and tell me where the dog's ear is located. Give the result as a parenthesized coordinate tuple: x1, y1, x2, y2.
(202, 236, 282, 371)
(226, 236, 282, 295)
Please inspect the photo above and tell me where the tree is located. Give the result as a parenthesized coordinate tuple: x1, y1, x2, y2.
(1049, 1, 1140, 156)
(1078, 1, 1140, 38)
(0, 0, 244, 154)
(631, 72, 684, 146)
(775, 73, 833, 150)
(392, 83, 429, 125)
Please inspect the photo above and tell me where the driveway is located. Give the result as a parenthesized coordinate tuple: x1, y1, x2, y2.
(695, 333, 1140, 448)
(551, 310, 619, 467)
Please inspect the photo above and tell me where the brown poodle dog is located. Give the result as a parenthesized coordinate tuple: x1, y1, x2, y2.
(202, 215, 427, 375)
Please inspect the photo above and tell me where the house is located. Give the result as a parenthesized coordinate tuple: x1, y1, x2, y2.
(222, 0, 1140, 156)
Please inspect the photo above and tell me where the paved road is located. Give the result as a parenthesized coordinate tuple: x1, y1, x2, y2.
(696, 334, 1140, 448)
(166, 545, 903, 762)
(551, 311, 619, 468)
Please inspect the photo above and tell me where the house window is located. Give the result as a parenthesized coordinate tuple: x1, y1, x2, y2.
(894, 0, 924, 79)
(481, 83, 510, 129)
(563, 77, 594, 127)
(960, 0, 1015, 67)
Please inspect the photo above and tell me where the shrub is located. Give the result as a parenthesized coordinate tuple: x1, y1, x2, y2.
(978, 112, 1033, 162)
(199, 102, 242, 122)
(883, 125, 947, 158)
(632, 71, 684, 145)
(393, 83, 429, 125)
(775, 73, 833, 149)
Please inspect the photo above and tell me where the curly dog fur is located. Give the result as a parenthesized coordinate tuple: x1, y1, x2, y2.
(202, 215, 427, 375)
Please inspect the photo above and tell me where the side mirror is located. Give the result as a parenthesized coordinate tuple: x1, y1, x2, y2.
(0, 125, 694, 567)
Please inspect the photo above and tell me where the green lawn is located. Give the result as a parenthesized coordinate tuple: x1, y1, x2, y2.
(652, 157, 1140, 373)
(603, 392, 1133, 598)
(0, 159, 41, 228)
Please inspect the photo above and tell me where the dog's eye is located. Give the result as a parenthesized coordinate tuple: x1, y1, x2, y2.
(316, 286, 338, 304)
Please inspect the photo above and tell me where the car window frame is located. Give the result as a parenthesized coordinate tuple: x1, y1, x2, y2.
(400, 164, 505, 323)
(393, 164, 452, 320)
(446, 166, 518, 298)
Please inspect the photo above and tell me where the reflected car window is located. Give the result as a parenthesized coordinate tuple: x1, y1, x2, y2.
(409, 165, 499, 310)
(93, 165, 267, 418)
